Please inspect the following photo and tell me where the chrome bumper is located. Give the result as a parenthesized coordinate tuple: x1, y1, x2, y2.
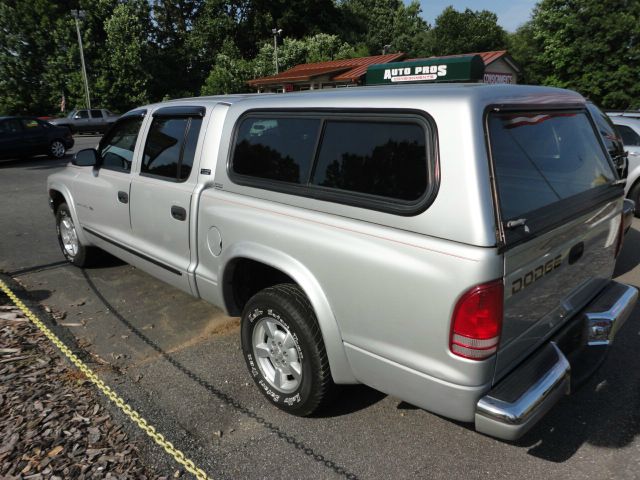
(475, 281, 638, 441)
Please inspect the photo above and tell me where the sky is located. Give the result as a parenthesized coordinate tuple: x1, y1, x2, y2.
(416, 0, 538, 32)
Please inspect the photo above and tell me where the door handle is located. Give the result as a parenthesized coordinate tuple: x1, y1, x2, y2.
(117, 191, 128, 204)
(171, 205, 187, 221)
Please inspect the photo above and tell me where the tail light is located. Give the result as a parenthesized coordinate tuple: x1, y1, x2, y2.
(450, 280, 503, 360)
(614, 212, 624, 258)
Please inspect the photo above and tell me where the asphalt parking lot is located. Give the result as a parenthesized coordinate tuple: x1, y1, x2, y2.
(1, 137, 640, 479)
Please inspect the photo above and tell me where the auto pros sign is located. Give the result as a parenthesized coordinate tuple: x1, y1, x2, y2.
(366, 55, 485, 86)
(383, 64, 448, 82)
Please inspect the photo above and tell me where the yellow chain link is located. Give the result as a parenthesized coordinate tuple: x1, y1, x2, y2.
(0, 279, 212, 480)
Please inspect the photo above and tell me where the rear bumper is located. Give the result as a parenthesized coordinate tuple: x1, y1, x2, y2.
(475, 281, 638, 441)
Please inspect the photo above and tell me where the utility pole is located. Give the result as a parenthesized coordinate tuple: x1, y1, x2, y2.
(272, 28, 283, 74)
(71, 9, 91, 110)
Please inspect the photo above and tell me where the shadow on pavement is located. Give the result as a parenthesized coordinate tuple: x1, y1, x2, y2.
(0, 155, 69, 169)
(515, 302, 640, 462)
(79, 268, 361, 480)
(315, 384, 386, 418)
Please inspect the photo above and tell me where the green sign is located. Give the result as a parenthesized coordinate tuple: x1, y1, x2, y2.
(365, 55, 485, 85)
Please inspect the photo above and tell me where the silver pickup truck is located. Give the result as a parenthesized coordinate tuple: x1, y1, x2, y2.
(47, 84, 638, 440)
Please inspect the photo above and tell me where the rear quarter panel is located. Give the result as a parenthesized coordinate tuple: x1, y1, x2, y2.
(195, 92, 504, 389)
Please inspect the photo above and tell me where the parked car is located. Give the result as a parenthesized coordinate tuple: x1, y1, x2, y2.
(607, 110, 640, 119)
(47, 84, 637, 441)
(0, 116, 74, 160)
(587, 102, 628, 179)
(609, 115, 640, 216)
(49, 109, 119, 134)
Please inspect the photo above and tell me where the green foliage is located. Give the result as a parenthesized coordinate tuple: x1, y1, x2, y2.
(202, 34, 357, 96)
(201, 42, 252, 95)
(1, 0, 638, 114)
(339, 0, 430, 56)
(0, 1, 73, 115)
(530, 0, 640, 109)
(429, 7, 508, 56)
(97, 1, 152, 111)
(508, 22, 545, 85)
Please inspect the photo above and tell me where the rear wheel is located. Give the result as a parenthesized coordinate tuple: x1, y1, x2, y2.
(56, 203, 98, 267)
(241, 284, 335, 416)
(49, 140, 66, 159)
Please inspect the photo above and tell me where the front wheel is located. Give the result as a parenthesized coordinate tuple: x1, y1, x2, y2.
(49, 140, 66, 159)
(56, 203, 98, 267)
(241, 284, 335, 416)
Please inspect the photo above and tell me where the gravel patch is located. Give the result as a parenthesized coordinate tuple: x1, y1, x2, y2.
(0, 301, 168, 480)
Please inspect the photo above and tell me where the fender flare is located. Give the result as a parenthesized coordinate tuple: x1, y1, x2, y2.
(47, 182, 91, 246)
(221, 242, 357, 384)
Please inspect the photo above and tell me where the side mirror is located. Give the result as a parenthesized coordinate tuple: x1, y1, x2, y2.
(73, 148, 98, 167)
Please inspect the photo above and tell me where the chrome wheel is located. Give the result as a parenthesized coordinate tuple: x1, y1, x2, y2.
(252, 317, 302, 394)
(50, 140, 65, 158)
(59, 213, 79, 258)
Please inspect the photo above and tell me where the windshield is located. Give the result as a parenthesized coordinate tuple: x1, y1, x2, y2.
(488, 110, 616, 221)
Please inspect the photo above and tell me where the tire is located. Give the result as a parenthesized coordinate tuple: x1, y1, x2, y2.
(629, 181, 640, 218)
(55, 203, 97, 267)
(241, 284, 335, 416)
(49, 139, 66, 159)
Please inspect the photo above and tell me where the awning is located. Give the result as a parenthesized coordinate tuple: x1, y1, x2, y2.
(365, 55, 485, 85)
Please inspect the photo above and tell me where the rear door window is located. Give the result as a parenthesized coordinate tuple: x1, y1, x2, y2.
(488, 111, 616, 222)
(21, 119, 41, 130)
(141, 116, 203, 181)
(90, 110, 104, 118)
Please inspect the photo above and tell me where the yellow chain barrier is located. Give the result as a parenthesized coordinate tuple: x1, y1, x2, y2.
(0, 279, 212, 480)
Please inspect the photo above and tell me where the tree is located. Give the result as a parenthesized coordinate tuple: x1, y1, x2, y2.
(201, 41, 252, 95)
(429, 7, 508, 56)
(96, 1, 152, 111)
(531, 0, 640, 109)
(339, 0, 430, 56)
(0, 1, 77, 115)
(201, 34, 357, 96)
(508, 21, 545, 85)
(149, 0, 204, 100)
